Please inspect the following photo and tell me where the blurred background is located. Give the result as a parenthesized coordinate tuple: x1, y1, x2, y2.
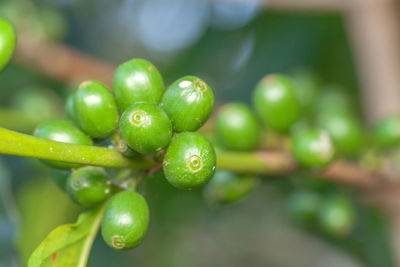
(1, 0, 400, 266)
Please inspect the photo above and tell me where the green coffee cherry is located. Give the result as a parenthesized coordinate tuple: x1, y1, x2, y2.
(287, 191, 321, 225)
(101, 191, 150, 250)
(113, 58, 164, 110)
(292, 129, 335, 168)
(204, 170, 258, 204)
(33, 120, 93, 169)
(372, 115, 400, 150)
(0, 18, 16, 71)
(313, 86, 354, 115)
(119, 103, 172, 154)
(215, 103, 260, 151)
(163, 132, 216, 189)
(291, 68, 319, 110)
(50, 169, 70, 190)
(161, 76, 214, 132)
(318, 196, 355, 237)
(317, 111, 363, 157)
(289, 118, 313, 136)
(252, 74, 300, 132)
(65, 93, 78, 123)
(66, 167, 115, 207)
(73, 81, 119, 138)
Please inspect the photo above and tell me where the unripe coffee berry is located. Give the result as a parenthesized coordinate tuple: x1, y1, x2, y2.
(161, 76, 214, 132)
(318, 196, 355, 237)
(33, 120, 93, 169)
(292, 129, 335, 168)
(66, 167, 115, 207)
(101, 191, 150, 250)
(215, 103, 260, 151)
(73, 81, 119, 138)
(119, 103, 172, 154)
(0, 18, 16, 71)
(163, 132, 216, 189)
(252, 74, 300, 132)
(313, 86, 353, 115)
(317, 111, 363, 157)
(65, 92, 78, 123)
(113, 58, 164, 110)
(204, 170, 258, 204)
(372, 115, 400, 150)
(287, 191, 321, 225)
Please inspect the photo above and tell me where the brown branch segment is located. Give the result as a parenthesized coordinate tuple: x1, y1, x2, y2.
(14, 34, 115, 87)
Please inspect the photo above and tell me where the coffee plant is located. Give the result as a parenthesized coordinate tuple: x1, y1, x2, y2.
(0, 17, 397, 266)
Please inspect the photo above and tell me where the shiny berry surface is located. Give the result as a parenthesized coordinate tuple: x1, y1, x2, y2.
(161, 76, 214, 132)
(66, 167, 115, 207)
(113, 58, 164, 110)
(292, 129, 335, 168)
(215, 103, 260, 151)
(252, 74, 300, 133)
(0, 18, 16, 71)
(101, 191, 150, 250)
(73, 80, 119, 138)
(119, 103, 172, 154)
(163, 132, 216, 189)
(317, 111, 363, 157)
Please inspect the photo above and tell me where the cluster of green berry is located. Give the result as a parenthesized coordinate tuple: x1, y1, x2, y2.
(3, 14, 400, 250)
(210, 71, 400, 236)
(32, 58, 217, 250)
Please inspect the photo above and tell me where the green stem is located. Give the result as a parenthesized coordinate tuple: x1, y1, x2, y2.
(0, 127, 294, 174)
(0, 127, 154, 169)
(216, 150, 295, 174)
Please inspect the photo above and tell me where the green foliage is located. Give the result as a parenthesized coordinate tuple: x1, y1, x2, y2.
(16, 176, 78, 264)
(28, 205, 105, 267)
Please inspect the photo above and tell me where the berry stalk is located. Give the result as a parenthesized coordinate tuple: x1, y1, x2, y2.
(0, 127, 379, 189)
(0, 127, 154, 169)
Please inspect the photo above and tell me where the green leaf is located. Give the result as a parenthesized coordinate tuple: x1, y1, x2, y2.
(28, 204, 106, 267)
